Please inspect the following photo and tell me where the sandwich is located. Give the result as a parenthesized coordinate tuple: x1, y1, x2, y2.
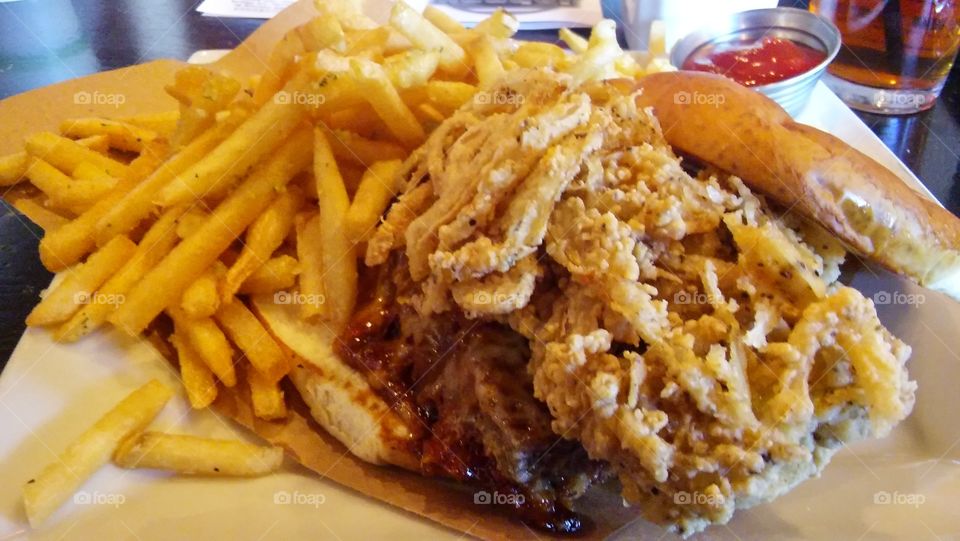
(249, 68, 957, 535)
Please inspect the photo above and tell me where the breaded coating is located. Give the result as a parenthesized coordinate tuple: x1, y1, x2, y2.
(369, 69, 916, 536)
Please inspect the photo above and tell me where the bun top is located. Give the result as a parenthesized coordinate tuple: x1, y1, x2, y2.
(634, 71, 960, 300)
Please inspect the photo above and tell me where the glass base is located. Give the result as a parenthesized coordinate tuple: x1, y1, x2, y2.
(822, 73, 941, 115)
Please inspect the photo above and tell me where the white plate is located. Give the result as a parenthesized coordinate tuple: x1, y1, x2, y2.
(3, 25, 960, 541)
(186, 49, 231, 65)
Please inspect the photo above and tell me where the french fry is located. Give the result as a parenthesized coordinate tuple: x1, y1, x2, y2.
(160, 73, 311, 206)
(39, 141, 169, 271)
(39, 188, 129, 271)
(346, 159, 403, 242)
(314, 129, 358, 329)
(322, 126, 406, 166)
(512, 41, 567, 69)
(120, 110, 179, 138)
(109, 128, 312, 336)
(238, 255, 299, 295)
(170, 329, 218, 409)
(167, 67, 242, 148)
(301, 65, 368, 113)
(382, 49, 441, 89)
(313, 49, 351, 73)
(21, 158, 77, 212)
(322, 104, 387, 136)
(221, 187, 301, 301)
(253, 30, 307, 106)
(59, 117, 159, 152)
(350, 58, 425, 147)
(55, 207, 184, 342)
(167, 306, 237, 387)
(248, 369, 288, 420)
(315, 0, 377, 31)
(181, 262, 225, 319)
(74, 134, 111, 155)
(425, 80, 477, 114)
(175, 208, 210, 239)
(297, 15, 346, 52)
(25, 132, 129, 178)
(559, 27, 589, 54)
(27, 235, 137, 326)
(648, 20, 667, 57)
(383, 29, 415, 57)
(389, 1, 467, 75)
(344, 26, 391, 58)
(470, 35, 505, 88)
(416, 102, 445, 124)
(0, 151, 28, 186)
(22, 380, 173, 526)
(215, 299, 289, 383)
(473, 8, 519, 39)
(72, 162, 119, 187)
(25, 158, 114, 211)
(613, 52, 642, 78)
(94, 111, 248, 245)
(10, 134, 111, 179)
(166, 66, 241, 114)
(12, 198, 70, 232)
(568, 20, 621, 84)
(295, 212, 326, 319)
(311, 52, 352, 74)
(114, 432, 282, 476)
(423, 5, 466, 35)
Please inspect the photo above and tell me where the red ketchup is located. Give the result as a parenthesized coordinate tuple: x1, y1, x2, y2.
(682, 37, 827, 87)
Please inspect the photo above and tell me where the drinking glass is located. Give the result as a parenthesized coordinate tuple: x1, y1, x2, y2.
(811, 0, 960, 114)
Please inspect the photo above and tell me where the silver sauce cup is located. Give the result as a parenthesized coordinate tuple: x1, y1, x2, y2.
(670, 8, 841, 117)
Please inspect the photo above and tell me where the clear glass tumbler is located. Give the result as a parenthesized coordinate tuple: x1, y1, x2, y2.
(811, 0, 960, 114)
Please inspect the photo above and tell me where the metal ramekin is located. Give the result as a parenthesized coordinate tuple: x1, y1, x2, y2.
(669, 7, 841, 117)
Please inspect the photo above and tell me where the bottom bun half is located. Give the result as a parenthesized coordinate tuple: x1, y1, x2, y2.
(249, 294, 419, 471)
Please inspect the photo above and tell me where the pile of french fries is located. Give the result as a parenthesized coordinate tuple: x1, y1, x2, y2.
(2, 0, 663, 421)
(2, 0, 670, 526)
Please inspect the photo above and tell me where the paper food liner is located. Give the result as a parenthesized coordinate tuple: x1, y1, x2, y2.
(2, 0, 958, 539)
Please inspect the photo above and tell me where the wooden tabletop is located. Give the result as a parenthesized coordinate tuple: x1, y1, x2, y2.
(0, 0, 958, 367)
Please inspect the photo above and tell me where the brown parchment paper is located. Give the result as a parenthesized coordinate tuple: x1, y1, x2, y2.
(0, 0, 318, 156)
(212, 380, 636, 541)
(0, 1, 638, 538)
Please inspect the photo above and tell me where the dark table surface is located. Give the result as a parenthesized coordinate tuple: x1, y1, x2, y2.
(0, 0, 958, 369)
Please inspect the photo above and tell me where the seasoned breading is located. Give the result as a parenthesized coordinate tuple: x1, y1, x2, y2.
(368, 69, 915, 536)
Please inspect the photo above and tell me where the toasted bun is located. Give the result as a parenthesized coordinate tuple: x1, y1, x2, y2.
(634, 72, 960, 300)
(250, 295, 419, 471)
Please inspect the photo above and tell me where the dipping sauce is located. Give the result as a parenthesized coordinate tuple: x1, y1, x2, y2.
(682, 37, 827, 87)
